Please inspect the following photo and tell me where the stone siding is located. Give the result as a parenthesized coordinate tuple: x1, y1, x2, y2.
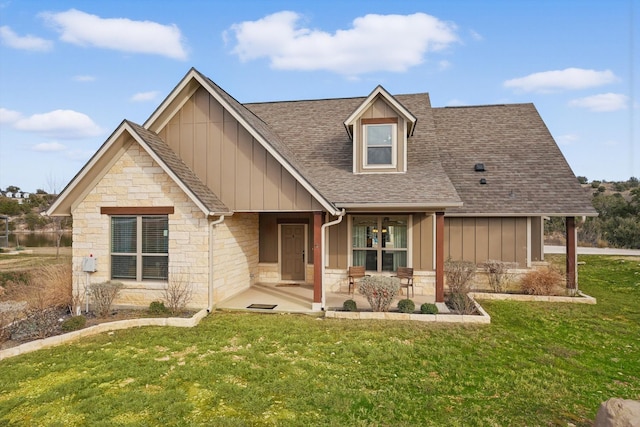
(71, 142, 209, 309)
(212, 213, 259, 304)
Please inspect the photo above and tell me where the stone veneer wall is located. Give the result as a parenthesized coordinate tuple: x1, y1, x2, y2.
(71, 142, 210, 309)
(211, 213, 259, 304)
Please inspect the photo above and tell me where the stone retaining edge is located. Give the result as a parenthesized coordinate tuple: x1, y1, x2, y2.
(0, 309, 209, 361)
(324, 296, 491, 324)
(469, 291, 597, 304)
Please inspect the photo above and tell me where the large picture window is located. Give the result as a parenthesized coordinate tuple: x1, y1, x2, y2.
(352, 215, 407, 272)
(364, 123, 396, 167)
(111, 216, 168, 281)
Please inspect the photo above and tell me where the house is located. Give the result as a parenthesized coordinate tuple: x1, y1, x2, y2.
(46, 68, 596, 311)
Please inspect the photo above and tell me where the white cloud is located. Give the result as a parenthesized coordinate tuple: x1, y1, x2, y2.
(557, 133, 580, 145)
(32, 142, 66, 152)
(568, 93, 628, 112)
(469, 29, 483, 41)
(438, 60, 452, 71)
(504, 68, 618, 93)
(226, 11, 459, 75)
(446, 99, 466, 106)
(40, 9, 187, 60)
(0, 107, 23, 124)
(0, 25, 53, 51)
(73, 75, 96, 82)
(13, 109, 103, 139)
(130, 91, 159, 102)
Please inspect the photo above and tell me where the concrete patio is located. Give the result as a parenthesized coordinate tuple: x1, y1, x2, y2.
(215, 282, 443, 314)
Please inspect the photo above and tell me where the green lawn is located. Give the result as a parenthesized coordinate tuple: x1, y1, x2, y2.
(1, 255, 638, 426)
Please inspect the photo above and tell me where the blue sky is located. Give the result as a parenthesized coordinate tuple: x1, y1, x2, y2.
(0, 0, 638, 193)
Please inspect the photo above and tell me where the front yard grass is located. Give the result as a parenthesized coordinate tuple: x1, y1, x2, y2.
(0, 255, 638, 426)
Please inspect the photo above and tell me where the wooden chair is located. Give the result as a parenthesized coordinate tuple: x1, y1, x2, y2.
(395, 267, 414, 297)
(348, 266, 367, 295)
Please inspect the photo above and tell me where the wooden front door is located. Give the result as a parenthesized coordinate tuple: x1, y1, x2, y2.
(281, 224, 305, 281)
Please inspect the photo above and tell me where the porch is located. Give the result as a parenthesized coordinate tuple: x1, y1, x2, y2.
(215, 282, 442, 314)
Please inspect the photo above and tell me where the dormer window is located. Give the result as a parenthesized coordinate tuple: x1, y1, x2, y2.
(364, 122, 397, 168)
(344, 85, 417, 175)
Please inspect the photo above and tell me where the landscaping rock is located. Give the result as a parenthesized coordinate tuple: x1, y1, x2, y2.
(594, 398, 640, 427)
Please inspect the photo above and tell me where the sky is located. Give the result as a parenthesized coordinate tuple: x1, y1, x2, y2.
(0, 0, 638, 194)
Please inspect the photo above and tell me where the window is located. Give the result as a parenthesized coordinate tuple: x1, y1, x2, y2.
(352, 215, 407, 272)
(364, 123, 396, 167)
(111, 216, 168, 281)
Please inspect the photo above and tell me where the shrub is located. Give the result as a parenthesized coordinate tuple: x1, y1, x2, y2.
(164, 272, 193, 315)
(445, 259, 477, 293)
(358, 276, 400, 312)
(445, 259, 477, 314)
(89, 281, 123, 317)
(397, 299, 415, 313)
(482, 260, 516, 293)
(520, 268, 565, 296)
(420, 303, 438, 314)
(149, 300, 169, 315)
(342, 299, 357, 312)
(448, 293, 477, 315)
(61, 315, 86, 332)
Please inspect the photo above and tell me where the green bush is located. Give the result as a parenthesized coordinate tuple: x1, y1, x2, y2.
(397, 299, 415, 313)
(358, 276, 400, 312)
(342, 299, 357, 312)
(420, 303, 438, 314)
(149, 300, 169, 315)
(61, 315, 86, 332)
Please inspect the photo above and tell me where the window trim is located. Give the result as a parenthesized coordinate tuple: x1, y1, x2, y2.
(110, 215, 169, 282)
(362, 122, 397, 169)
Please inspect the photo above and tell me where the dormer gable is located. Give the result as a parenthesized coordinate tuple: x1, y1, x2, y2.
(344, 86, 417, 174)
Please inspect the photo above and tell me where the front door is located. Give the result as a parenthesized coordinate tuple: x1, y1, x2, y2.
(281, 224, 305, 281)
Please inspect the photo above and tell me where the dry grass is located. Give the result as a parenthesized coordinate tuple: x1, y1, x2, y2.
(519, 267, 566, 296)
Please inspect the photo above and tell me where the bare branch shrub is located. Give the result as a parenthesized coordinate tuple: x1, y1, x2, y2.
(520, 268, 566, 296)
(445, 259, 477, 314)
(358, 276, 400, 312)
(89, 281, 123, 317)
(482, 260, 516, 293)
(163, 272, 193, 315)
(445, 259, 477, 294)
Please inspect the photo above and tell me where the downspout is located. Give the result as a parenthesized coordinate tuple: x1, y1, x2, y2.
(321, 209, 346, 310)
(207, 215, 226, 313)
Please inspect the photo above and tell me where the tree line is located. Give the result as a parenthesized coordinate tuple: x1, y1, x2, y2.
(546, 177, 640, 249)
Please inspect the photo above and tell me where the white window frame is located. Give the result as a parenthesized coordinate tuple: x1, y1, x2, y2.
(363, 123, 397, 169)
(110, 215, 169, 282)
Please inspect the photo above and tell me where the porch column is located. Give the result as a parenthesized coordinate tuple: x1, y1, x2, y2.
(435, 212, 445, 303)
(313, 211, 323, 305)
(566, 216, 577, 293)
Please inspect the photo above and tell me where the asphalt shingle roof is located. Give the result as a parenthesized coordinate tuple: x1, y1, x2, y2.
(245, 94, 463, 208)
(431, 104, 596, 215)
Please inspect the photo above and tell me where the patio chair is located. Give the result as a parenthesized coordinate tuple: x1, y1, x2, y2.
(395, 267, 414, 297)
(348, 266, 367, 295)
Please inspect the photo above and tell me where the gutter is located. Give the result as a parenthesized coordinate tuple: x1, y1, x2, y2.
(320, 209, 346, 310)
(207, 215, 226, 312)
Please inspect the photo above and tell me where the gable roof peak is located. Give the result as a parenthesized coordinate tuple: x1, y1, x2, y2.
(343, 85, 418, 138)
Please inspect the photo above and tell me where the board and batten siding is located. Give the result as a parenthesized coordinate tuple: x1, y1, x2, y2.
(444, 217, 528, 267)
(158, 86, 323, 212)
